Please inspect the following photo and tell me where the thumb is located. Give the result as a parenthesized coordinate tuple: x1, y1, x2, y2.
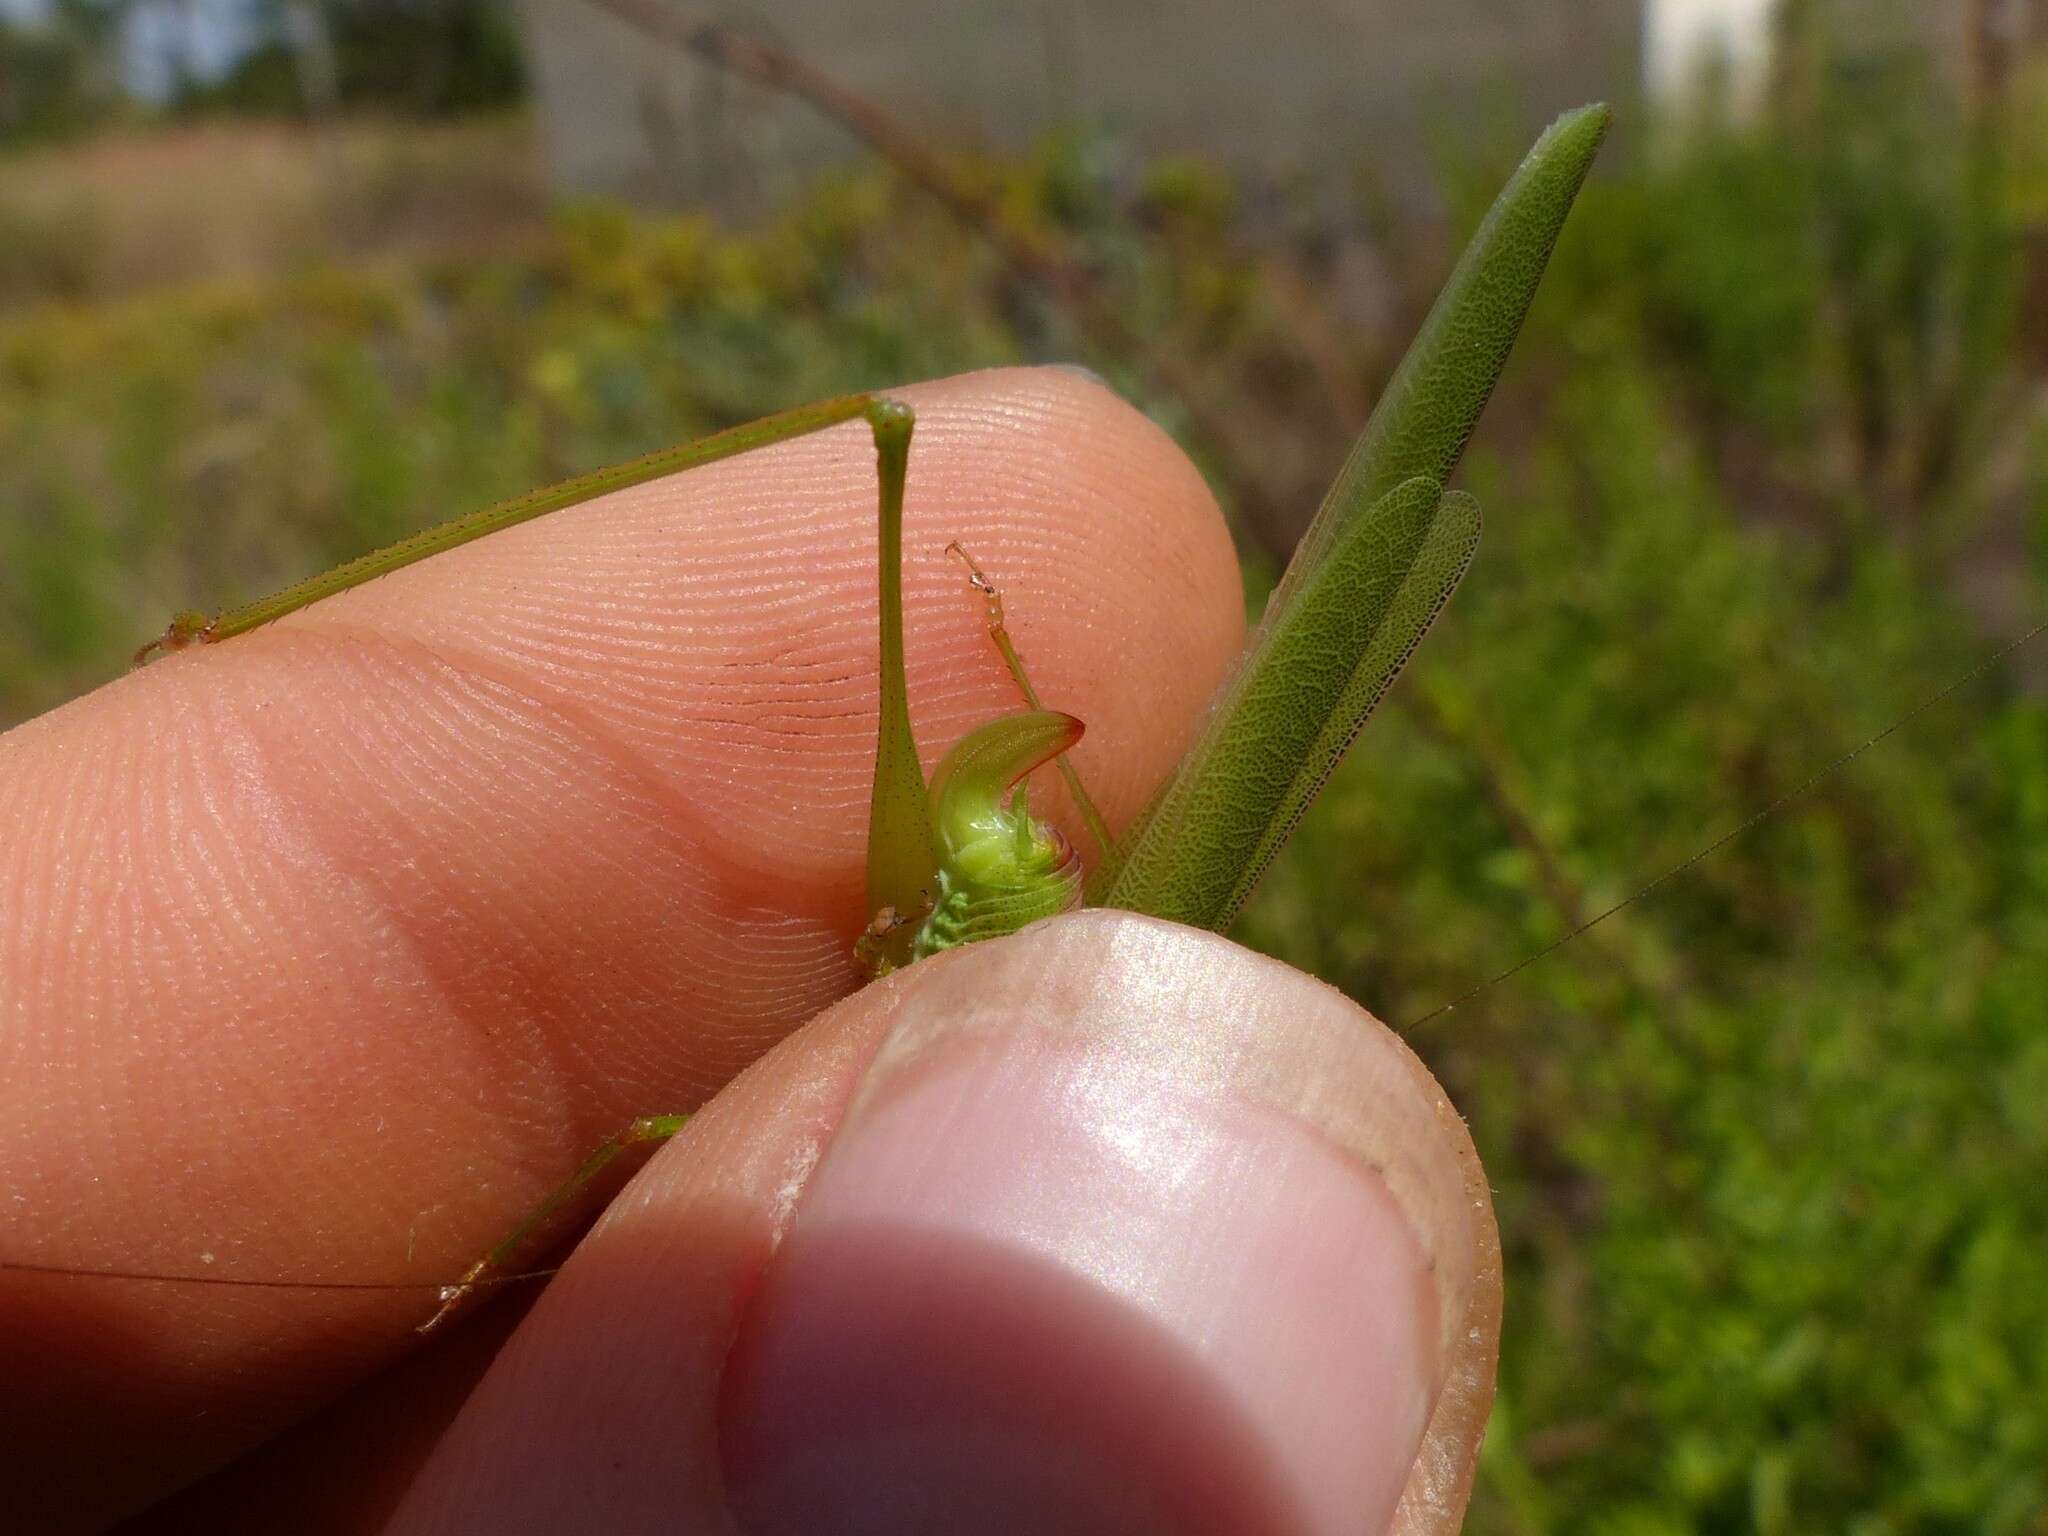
(388, 911, 1501, 1536)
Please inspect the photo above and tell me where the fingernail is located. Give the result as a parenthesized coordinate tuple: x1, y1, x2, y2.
(720, 913, 1445, 1535)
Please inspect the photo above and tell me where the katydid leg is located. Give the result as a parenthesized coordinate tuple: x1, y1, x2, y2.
(421, 1112, 692, 1334)
(132, 382, 943, 965)
(945, 540, 1115, 859)
(133, 393, 897, 662)
(862, 401, 939, 969)
(121, 389, 952, 1313)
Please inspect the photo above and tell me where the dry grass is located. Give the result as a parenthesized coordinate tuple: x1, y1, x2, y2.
(0, 115, 548, 309)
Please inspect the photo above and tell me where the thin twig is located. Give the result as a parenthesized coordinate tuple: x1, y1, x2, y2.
(1408, 689, 1595, 933)
(1404, 686, 1680, 1010)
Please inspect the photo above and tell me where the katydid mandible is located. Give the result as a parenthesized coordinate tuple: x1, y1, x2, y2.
(30, 104, 1612, 1319)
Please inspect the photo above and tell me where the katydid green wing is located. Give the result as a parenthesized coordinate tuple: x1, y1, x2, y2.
(1092, 103, 1610, 928)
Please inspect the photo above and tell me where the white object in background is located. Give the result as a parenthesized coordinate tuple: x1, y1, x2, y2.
(1644, 0, 1778, 119)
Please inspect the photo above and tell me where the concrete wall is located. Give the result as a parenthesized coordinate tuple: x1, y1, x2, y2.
(1644, 0, 1778, 115)
(516, 0, 1642, 210)
(1643, 0, 1972, 123)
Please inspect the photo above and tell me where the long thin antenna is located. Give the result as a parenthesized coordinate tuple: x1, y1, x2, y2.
(1401, 620, 2048, 1030)
(0, 1258, 564, 1291)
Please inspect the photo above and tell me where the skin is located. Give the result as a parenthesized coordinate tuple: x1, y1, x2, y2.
(1, 367, 1499, 1533)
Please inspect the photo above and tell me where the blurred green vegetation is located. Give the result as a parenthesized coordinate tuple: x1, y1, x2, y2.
(3, 31, 2046, 1535)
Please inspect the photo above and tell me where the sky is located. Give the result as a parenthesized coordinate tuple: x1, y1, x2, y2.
(120, 0, 263, 100)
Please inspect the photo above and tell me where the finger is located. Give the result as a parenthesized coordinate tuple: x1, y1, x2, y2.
(0, 367, 1243, 1530)
(386, 912, 1501, 1536)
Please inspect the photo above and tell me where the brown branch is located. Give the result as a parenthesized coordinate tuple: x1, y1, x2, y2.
(578, 0, 1301, 560)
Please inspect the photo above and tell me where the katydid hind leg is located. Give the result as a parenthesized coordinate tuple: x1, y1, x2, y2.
(862, 398, 941, 971)
(132, 393, 888, 662)
(109, 393, 940, 1303)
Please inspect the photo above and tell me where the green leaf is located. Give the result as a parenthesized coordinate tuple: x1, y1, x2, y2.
(1092, 103, 1609, 927)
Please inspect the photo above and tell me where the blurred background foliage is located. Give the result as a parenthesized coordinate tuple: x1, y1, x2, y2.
(2, 3, 2046, 1531)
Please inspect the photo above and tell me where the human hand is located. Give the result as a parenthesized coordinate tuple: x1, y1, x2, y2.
(2, 367, 1498, 1533)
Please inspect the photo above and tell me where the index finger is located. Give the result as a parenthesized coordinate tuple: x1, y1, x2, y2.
(0, 366, 1244, 1529)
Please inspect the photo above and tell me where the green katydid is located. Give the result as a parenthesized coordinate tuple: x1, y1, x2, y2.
(10, 105, 1608, 1327)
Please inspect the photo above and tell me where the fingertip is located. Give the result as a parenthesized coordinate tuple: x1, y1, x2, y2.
(0, 371, 1250, 1525)
(393, 914, 1497, 1536)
